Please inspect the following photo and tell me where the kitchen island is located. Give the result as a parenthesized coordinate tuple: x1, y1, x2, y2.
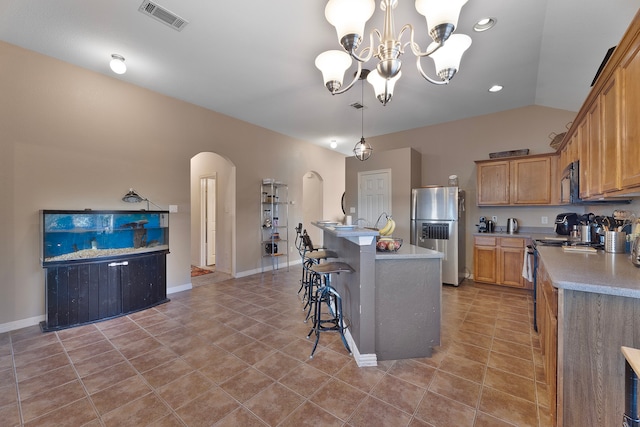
(536, 246, 640, 427)
(313, 222, 443, 366)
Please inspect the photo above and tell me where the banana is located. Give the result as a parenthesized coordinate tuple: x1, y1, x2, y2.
(386, 218, 396, 236)
(379, 217, 395, 236)
(378, 217, 392, 236)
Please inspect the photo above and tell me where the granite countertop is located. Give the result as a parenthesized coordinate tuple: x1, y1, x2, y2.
(311, 221, 379, 237)
(537, 245, 640, 299)
(375, 244, 443, 260)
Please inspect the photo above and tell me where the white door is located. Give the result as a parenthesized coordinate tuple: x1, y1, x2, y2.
(358, 169, 391, 227)
(200, 176, 216, 266)
(206, 178, 216, 265)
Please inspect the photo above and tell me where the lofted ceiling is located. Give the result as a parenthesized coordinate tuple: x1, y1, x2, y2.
(0, 0, 637, 155)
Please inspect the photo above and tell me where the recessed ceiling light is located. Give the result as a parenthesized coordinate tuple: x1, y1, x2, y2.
(488, 85, 503, 93)
(109, 54, 126, 74)
(474, 17, 497, 32)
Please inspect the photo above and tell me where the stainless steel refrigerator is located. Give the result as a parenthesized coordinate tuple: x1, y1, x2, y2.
(410, 186, 465, 286)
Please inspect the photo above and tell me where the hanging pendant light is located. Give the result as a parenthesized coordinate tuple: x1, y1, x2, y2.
(353, 70, 373, 161)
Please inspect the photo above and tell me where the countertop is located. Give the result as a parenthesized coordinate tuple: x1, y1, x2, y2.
(311, 221, 379, 237)
(537, 245, 640, 299)
(375, 244, 443, 260)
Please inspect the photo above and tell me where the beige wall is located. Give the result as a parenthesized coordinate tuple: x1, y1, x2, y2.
(0, 41, 346, 328)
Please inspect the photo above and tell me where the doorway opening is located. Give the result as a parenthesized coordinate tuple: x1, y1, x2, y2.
(190, 152, 235, 278)
(200, 175, 216, 268)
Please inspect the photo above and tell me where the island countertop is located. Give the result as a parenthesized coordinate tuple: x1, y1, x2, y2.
(537, 245, 640, 299)
(311, 221, 378, 238)
(375, 244, 443, 260)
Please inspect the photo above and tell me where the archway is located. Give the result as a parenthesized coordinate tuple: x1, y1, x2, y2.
(190, 152, 236, 276)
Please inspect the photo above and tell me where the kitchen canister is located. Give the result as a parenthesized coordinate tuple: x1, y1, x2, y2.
(604, 231, 626, 253)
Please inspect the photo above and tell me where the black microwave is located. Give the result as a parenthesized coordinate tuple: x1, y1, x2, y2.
(560, 161, 579, 204)
(560, 161, 630, 205)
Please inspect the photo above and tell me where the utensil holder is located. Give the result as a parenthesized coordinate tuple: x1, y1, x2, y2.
(605, 231, 626, 253)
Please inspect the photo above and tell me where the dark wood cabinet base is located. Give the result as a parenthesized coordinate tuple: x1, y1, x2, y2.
(41, 252, 169, 332)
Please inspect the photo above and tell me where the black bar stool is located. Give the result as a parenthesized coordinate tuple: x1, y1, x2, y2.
(307, 261, 353, 359)
(299, 232, 338, 321)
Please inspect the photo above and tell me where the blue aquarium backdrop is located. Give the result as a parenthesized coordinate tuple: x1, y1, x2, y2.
(42, 210, 169, 260)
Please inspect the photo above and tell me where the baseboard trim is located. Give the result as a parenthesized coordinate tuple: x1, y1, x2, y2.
(344, 329, 377, 367)
(0, 315, 46, 333)
(167, 283, 193, 294)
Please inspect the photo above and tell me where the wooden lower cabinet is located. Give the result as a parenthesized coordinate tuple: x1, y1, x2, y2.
(473, 237, 498, 283)
(473, 236, 532, 289)
(42, 252, 168, 331)
(537, 259, 558, 425)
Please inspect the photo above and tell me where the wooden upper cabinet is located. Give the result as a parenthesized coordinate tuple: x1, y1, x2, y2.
(587, 99, 603, 196)
(620, 40, 640, 189)
(601, 72, 621, 192)
(556, 10, 640, 198)
(578, 118, 590, 199)
(476, 161, 510, 205)
(476, 154, 557, 206)
(510, 156, 553, 204)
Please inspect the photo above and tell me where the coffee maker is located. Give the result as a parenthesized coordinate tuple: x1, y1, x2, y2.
(477, 216, 488, 233)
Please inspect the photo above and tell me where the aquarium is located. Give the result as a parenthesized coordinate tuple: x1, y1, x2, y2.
(41, 210, 169, 265)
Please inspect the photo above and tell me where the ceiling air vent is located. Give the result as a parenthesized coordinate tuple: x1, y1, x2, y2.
(138, 0, 189, 31)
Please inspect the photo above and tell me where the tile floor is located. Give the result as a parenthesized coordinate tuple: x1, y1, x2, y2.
(0, 267, 552, 426)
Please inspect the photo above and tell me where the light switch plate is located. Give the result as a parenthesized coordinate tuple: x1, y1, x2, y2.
(350, 207, 356, 213)
(169, 205, 178, 213)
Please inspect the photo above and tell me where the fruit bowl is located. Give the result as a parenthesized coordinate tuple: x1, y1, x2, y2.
(376, 237, 403, 252)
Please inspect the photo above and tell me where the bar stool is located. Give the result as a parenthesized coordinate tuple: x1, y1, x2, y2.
(299, 232, 337, 314)
(307, 261, 353, 359)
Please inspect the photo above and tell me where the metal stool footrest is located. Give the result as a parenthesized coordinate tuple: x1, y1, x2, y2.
(307, 284, 351, 358)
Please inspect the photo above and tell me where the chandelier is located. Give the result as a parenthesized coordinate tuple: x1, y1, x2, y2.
(315, 0, 472, 106)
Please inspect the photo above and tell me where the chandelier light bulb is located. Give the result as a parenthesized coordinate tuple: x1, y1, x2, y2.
(428, 34, 472, 81)
(325, 0, 375, 51)
(416, 0, 468, 43)
(367, 69, 401, 105)
(315, 50, 353, 92)
(109, 54, 126, 75)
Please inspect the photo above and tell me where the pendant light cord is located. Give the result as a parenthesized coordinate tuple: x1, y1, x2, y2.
(361, 77, 364, 138)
